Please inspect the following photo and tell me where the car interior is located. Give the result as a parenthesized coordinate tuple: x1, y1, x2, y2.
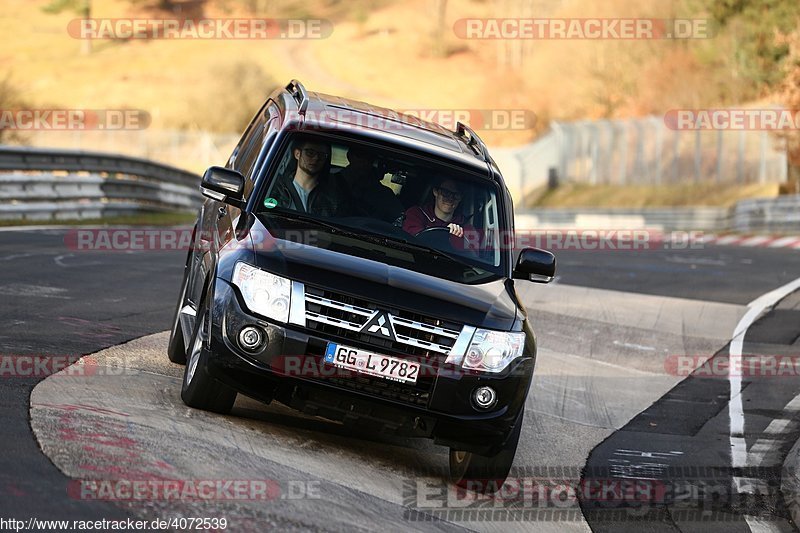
(264, 137, 502, 266)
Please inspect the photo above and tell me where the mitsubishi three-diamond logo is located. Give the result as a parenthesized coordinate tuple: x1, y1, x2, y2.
(363, 312, 395, 341)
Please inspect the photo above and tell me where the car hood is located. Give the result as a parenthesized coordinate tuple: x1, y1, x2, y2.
(246, 218, 518, 330)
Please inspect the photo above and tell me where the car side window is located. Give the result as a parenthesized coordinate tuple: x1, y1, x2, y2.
(227, 100, 268, 170)
(230, 102, 280, 201)
(236, 115, 266, 180)
(247, 105, 281, 187)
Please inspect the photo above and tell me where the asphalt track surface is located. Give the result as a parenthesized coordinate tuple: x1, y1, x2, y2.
(2, 227, 800, 531)
(551, 245, 800, 305)
(579, 289, 800, 532)
(0, 229, 183, 522)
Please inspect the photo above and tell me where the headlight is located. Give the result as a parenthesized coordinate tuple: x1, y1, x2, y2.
(461, 329, 525, 373)
(232, 263, 291, 323)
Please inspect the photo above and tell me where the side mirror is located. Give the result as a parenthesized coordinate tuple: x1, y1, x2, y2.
(513, 247, 556, 283)
(201, 166, 245, 208)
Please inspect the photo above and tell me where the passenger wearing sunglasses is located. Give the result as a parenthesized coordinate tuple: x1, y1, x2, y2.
(402, 178, 475, 246)
(271, 137, 351, 217)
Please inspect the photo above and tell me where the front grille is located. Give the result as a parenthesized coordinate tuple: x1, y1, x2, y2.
(303, 286, 462, 358)
(323, 375, 431, 407)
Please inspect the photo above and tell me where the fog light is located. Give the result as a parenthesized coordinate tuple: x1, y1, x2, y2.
(473, 386, 497, 409)
(239, 326, 264, 352)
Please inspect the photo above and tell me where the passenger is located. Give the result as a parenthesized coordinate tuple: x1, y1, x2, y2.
(339, 146, 404, 223)
(271, 138, 350, 217)
(402, 178, 476, 247)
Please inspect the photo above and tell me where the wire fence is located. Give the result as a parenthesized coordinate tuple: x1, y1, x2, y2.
(515, 116, 790, 199)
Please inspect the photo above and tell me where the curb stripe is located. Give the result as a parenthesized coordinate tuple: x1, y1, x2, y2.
(716, 235, 744, 245)
(740, 236, 773, 247)
(768, 237, 800, 248)
(702, 234, 800, 249)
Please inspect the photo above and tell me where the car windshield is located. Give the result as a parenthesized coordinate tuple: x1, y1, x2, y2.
(255, 133, 508, 283)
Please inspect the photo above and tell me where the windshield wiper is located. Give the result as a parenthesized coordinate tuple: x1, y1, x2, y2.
(262, 210, 475, 268)
(361, 233, 470, 266)
(262, 210, 355, 235)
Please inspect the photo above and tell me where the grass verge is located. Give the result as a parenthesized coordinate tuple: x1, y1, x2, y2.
(524, 182, 781, 209)
(0, 211, 196, 227)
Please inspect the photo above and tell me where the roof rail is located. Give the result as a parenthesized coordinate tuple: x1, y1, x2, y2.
(285, 79, 309, 115)
(455, 122, 488, 161)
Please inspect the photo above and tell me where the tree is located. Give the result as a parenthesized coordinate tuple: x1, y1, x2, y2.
(776, 23, 800, 193)
(182, 60, 277, 133)
(0, 75, 30, 145)
(42, 0, 92, 55)
(709, 0, 800, 92)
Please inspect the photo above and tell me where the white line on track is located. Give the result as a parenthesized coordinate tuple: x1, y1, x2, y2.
(727, 276, 800, 529)
(0, 253, 37, 261)
(611, 340, 656, 351)
(739, 396, 800, 474)
(547, 351, 662, 376)
(785, 395, 800, 411)
(764, 418, 793, 435)
(0, 225, 72, 232)
(745, 515, 787, 532)
(54, 254, 73, 268)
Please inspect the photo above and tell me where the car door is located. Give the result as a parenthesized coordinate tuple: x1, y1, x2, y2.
(186, 102, 273, 315)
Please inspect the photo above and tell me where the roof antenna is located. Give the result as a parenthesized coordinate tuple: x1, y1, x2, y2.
(286, 79, 309, 115)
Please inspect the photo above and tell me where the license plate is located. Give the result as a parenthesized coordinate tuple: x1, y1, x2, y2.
(324, 343, 419, 384)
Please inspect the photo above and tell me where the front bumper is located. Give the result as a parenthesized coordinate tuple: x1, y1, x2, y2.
(206, 278, 535, 455)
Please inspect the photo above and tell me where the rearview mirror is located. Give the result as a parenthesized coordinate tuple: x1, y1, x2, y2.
(201, 166, 245, 207)
(513, 248, 556, 283)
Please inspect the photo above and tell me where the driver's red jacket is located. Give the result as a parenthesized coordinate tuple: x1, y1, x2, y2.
(402, 203, 477, 249)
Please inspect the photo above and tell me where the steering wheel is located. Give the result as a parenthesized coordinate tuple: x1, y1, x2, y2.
(414, 226, 460, 250)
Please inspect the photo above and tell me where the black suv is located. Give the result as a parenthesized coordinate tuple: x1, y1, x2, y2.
(168, 80, 555, 491)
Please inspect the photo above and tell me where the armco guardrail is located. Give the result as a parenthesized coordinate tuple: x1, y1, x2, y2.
(517, 195, 800, 233)
(0, 146, 202, 221)
(515, 207, 729, 231)
(732, 195, 800, 233)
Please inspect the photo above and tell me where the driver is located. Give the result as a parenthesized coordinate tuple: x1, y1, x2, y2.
(402, 178, 476, 245)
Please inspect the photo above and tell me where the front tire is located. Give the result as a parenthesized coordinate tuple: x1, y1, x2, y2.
(167, 275, 189, 364)
(180, 302, 236, 414)
(168, 241, 195, 364)
(448, 408, 524, 494)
